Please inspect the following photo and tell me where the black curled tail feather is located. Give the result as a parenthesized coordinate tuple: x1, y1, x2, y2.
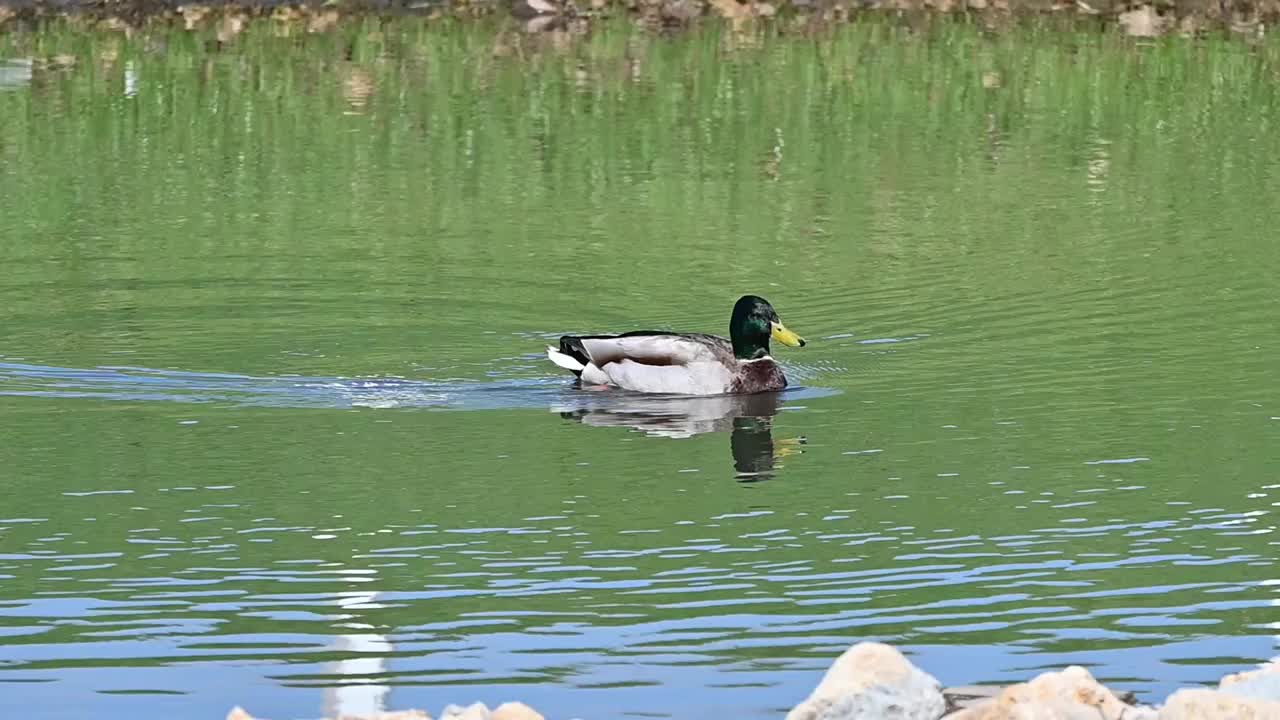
(558, 336, 593, 370)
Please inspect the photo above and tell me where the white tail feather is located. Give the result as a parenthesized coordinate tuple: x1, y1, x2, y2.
(547, 346, 585, 372)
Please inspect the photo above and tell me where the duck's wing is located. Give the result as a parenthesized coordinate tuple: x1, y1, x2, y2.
(560, 332, 732, 369)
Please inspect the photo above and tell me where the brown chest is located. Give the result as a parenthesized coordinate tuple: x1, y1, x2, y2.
(730, 360, 787, 394)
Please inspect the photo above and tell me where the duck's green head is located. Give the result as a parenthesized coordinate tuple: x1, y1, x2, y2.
(729, 295, 806, 360)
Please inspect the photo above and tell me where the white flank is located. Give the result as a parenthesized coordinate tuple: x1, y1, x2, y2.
(603, 360, 732, 395)
(579, 363, 612, 385)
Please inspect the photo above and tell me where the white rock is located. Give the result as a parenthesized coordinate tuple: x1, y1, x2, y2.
(491, 702, 545, 720)
(1159, 687, 1280, 719)
(1219, 660, 1280, 702)
(785, 642, 945, 720)
(944, 702, 1104, 719)
(1221, 673, 1280, 703)
(439, 702, 490, 720)
(1220, 660, 1280, 687)
(1118, 5, 1169, 37)
(943, 666, 1156, 720)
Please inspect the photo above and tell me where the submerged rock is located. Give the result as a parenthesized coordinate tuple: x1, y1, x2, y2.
(785, 642, 946, 720)
(942, 666, 1156, 720)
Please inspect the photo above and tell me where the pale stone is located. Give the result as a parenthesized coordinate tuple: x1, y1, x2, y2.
(943, 666, 1156, 720)
(785, 642, 945, 720)
(440, 702, 490, 720)
(491, 702, 545, 720)
(334, 711, 430, 720)
(944, 701, 1107, 719)
(226, 708, 257, 720)
(1159, 688, 1280, 719)
(945, 685, 1002, 711)
(946, 701, 1157, 719)
(1221, 672, 1280, 703)
(1118, 5, 1169, 37)
(1017, 666, 1146, 719)
(1220, 660, 1280, 690)
(525, 0, 559, 14)
(708, 0, 752, 20)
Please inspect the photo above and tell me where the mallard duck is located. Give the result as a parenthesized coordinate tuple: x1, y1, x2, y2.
(546, 295, 806, 396)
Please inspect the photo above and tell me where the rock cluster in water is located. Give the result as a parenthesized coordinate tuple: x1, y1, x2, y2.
(227, 643, 1280, 720)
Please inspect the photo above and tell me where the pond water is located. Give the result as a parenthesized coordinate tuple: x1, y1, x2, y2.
(1, 18, 1279, 720)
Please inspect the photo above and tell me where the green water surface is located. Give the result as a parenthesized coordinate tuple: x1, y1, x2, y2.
(1, 18, 1279, 720)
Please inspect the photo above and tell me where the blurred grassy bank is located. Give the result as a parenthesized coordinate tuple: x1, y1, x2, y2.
(0, 0, 1277, 41)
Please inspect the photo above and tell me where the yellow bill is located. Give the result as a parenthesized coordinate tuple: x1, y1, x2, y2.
(770, 321, 806, 348)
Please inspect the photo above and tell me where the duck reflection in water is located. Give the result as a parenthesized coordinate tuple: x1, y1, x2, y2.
(552, 391, 805, 481)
